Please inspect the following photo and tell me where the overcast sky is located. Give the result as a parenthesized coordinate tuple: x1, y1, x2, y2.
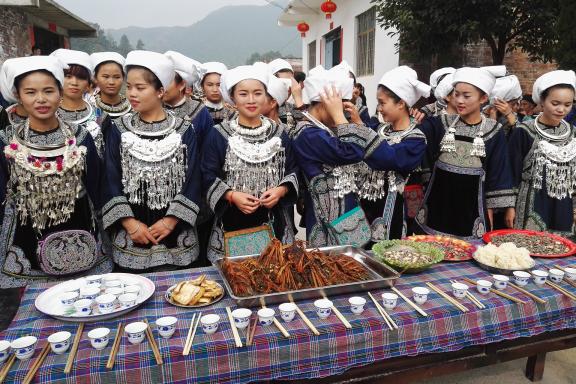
(55, 0, 274, 29)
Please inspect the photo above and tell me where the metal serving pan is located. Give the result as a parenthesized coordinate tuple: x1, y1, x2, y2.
(214, 245, 400, 307)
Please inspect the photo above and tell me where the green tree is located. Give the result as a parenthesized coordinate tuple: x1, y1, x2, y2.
(136, 39, 145, 50)
(544, 0, 576, 69)
(118, 34, 134, 56)
(371, 0, 560, 65)
(70, 23, 119, 53)
(245, 50, 283, 65)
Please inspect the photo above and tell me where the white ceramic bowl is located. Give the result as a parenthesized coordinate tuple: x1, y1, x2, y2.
(11, 336, 37, 361)
(95, 293, 116, 314)
(513, 271, 531, 286)
(549, 268, 565, 283)
(564, 267, 576, 281)
(88, 328, 110, 350)
(118, 293, 137, 309)
(348, 296, 366, 314)
(59, 291, 79, 309)
(476, 279, 492, 294)
(104, 280, 123, 289)
(60, 280, 82, 294)
(451, 282, 469, 299)
(156, 316, 178, 339)
(124, 285, 141, 296)
(492, 275, 509, 290)
(412, 287, 430, 305)
(313, 299, 333, 319)
(200, 314, 220, 334)
(532, 270, 549, 285)
(79, 286, 100, 300)
(125, 322, 147, 345)
(105, 287, 124, 297)
(381, 292, 398, 310)
(47, 331, 72, 354)
(85, 275, 103, 285)
(74, 298, 93, 315)
(278, 303, 297, 322)
(231, 308, 252, 329)
(0, 340, 10, 363)
(257, 308, 276, 326)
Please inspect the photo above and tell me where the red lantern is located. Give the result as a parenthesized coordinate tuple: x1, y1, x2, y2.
(297, 22, 310, 38)
(321, 0, 337, 19)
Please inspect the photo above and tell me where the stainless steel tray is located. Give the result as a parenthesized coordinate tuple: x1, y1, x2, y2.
(215, 245, 400, 307)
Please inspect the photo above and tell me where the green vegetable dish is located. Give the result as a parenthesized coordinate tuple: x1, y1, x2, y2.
(372, 240, 445, 273)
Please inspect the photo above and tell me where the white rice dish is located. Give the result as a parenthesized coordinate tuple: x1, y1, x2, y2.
(474, 242, 534, 270)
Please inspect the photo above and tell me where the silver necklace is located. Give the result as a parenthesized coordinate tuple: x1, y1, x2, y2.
(534, 113, 571, 142)
(229, 116, 271, 137)
(127, 112, 177, 137)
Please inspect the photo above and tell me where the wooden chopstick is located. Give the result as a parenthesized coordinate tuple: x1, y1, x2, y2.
(367, 292, 398, 330)
(426, 282, 468, 313)
(106, 322, 124, 369)
(183, 313, 201, 356)
(143, 319, 163, 365)
(182, 313, 197, 356)
(450, 280, 485, 309)
(261, 304, 290, 337)
(508, 282, 547, 304)
(391, 287, 428, 317)
(246, 316, 258, 346)
(64, 323, 84, 374)
(546, 281, 576, 301)
(461, 277, 527, 305)
(330, 305, 352, 329)
(553, 265, 576, 288)
(0, 354, 16, 383)
(293, 303, 320, 336)
(225, 307, 243, 348)
(22, 342, 50, 384)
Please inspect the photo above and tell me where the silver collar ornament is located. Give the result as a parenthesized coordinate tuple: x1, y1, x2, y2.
(58, 102, 103, 156)
(440, 115, 486, 157)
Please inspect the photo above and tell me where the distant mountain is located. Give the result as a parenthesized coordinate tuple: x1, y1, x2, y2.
(106, 4, 301, 67)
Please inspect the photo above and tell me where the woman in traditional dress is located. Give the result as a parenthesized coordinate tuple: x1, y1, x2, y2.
(416, 67, 516, 239)
(358, 66, 428, 242)
(201, 65, 298, 262)
(102, 51, 202, 271)
(50, 49, 104, 158)
(509, 70, 576, 236)
(200, 62, 235, 125)
(485, 74, 523, 138)
(163, 51, 214, 147)
(90, 52, 132, 135)
(421, 67, 456, 118)
(0, 63, 29, 127)
(268, 58, 306, 132)
(0, 56, 110, 288)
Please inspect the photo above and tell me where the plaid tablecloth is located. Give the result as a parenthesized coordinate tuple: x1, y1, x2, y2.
(1, 257, 576, 383)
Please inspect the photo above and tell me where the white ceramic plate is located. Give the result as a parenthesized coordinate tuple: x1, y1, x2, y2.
(34, 273, 155, 322)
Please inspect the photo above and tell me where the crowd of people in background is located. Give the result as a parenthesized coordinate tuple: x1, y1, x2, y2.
(0, 48, 574, 292)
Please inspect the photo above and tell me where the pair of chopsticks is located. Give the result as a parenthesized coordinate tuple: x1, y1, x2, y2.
(261, 304, 291, 338)
(0, 354, 16, 383)
(106, 323, 124, 369)
(183, 313, 202, 356)
(426, 282, 468, 313)
(143, 319, 163, 365)
(461, 277, 527, 305)
(225, 307, 243, 348)
(64, 323, 84, 374)
(246, 315, 258, 346)
(508, 282, 547, 304)
(546, 281, 576, 301)
(391, 287, 428, 317)
(22, 343, 51, 384)
(554, 265, 576, 289)
(322, 297, 351, 329)
(293, 302, 320, 336)
(450, 280, 485, 309)
(367, 292, 398, 330)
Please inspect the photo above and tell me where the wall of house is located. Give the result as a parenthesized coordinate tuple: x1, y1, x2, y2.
(0, 7, 31, 62)
(300, 0, 399, 115)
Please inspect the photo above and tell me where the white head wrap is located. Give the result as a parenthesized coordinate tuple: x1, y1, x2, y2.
(220, 64, 269, 105)
(302, 64, 354, 104)
(452, 67, 497, 95)
(201, 62, 227, 80)
(253, 61, 291, 107)
(434, 73, 454, 101)
(268, 58, 293, 75)
(481, 65, 507, 78)
(90, 52, 125, 74)
(429, 67, 455, 89)
(490, 75, 522, 103)
(0, 56, 68, 103)
(50, 48, 92, 77)
(335, 60, 355, 78)
(378, 65, 431, 107)
(532, 70, 576, 104)
(164, 50, 202, 87)
(125, 50, 174, 90)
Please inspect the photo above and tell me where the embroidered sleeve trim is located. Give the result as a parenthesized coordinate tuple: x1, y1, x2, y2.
(166, 194, 199, 225)
(207, 177, 232, 211)
(337, 123, 378, 150)
(279, 172, 299, 196)
(486, 193, 516, 209)
(102, 196, 134, 229)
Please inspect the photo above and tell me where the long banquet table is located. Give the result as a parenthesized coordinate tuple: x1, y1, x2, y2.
(1, 257, 575, 383)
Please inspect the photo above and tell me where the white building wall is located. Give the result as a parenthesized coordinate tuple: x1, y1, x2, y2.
(300, 0, 399, 114)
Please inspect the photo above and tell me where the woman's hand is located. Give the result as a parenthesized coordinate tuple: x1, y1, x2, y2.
(149, 216, 179, 243)
(410, 108, 426, 124)
(504, 207, 516, 229)
(260, 186, 288, 209)
(290, 77, 304, 109)
(226, 191, 260, 214)
(494, 99, 517, 125)
(121, 217, 158, 245)
(343, 101, 363, 125)
(320, 85, 347, 125)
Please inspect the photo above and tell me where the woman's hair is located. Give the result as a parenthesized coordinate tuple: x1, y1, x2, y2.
(64, 64, 90, 81)
(174, 72, 184, 85)
(377, 85, 408, 111)
(94, 61, 124, 78)
(14, 69, 62, 94)
(454, 82, 486, 97)
(541, 84, 575, 102)
(126, 65, 163, 90)
(230, 80, 267, 98)
(201, 72, 219, 87)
